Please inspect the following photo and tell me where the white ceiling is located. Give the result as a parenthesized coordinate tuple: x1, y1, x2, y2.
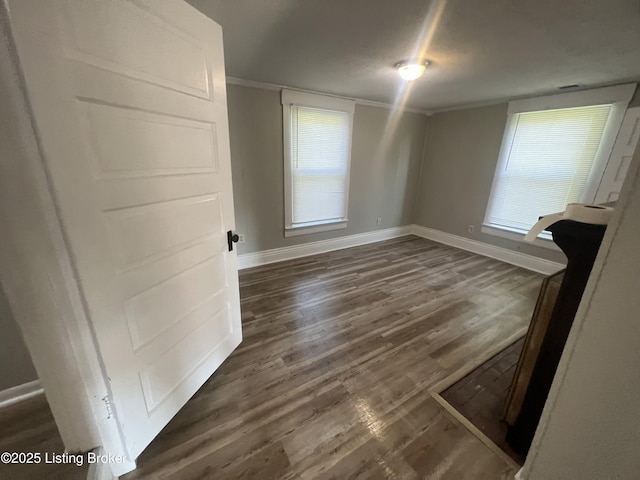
(187, 0, 640, 111)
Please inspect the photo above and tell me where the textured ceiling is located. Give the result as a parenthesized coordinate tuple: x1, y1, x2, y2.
(187, 0, 640, 111)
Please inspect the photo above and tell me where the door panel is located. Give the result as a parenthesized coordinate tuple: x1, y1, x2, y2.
(140, 304, 232, 412)
(103, 194, 224, 268)
(80, 102, 219, 176)
(61, 0, 212, 98)
(7, 0, 241, 463)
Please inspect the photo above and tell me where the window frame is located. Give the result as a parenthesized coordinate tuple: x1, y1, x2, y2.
(483, 84, 635, 248)
(281, 89, 355, 237)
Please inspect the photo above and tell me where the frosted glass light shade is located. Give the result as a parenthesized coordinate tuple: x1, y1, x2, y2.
(397, 62, 427, 80)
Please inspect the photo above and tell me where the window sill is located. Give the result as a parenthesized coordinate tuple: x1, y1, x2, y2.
(284, 221, 347, 237)
(481, 224, 561, 252)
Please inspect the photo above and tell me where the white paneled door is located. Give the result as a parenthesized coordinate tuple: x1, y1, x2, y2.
(7, 0, 241, 465)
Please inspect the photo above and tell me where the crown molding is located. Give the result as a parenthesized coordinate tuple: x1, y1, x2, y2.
(425, 99, 507, 115)
(426, 80, 639, 115)
(225, 76, 431, 115)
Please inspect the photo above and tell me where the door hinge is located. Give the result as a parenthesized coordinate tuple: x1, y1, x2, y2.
(102, 395, 113, 419)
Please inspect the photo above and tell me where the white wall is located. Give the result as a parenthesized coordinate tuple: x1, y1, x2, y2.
(227, 84, 427, 254)
(412, 103, 567, 264)
(0, 285, 37, 391)
(522, 137, 640, 478)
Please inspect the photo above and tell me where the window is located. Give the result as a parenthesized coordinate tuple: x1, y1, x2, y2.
(282, 89, 354, 237)
(483, 84, 635, 244)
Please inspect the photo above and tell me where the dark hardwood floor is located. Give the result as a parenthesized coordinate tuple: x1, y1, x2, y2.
(1, 235, 542, 479)
(0, 396, 89, 480)
(125, 235, 541, 479)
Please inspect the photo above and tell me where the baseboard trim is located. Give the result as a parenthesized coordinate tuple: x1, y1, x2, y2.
(410, 225, 565, 275)
(87, 447, 118, 480)
(237, 226, 412, 270)
(0, 380, 43, 409)
(237, 224, 565, 275)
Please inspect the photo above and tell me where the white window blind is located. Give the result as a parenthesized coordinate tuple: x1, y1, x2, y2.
(486, 104, 613, 232)
(289, 105, 350, 226)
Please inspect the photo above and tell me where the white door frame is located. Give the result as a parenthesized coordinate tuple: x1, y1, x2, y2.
(0, 5, 132, 473)
(594, 106, 640, 203)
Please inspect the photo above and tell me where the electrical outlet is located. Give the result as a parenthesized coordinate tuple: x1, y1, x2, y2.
(238, 234, 245, 243)
(468, 225, 475, 233)
(376, 218, 382, 226)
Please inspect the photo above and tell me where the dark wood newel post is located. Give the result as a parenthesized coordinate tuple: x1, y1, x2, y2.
(506, 219, 607, 456)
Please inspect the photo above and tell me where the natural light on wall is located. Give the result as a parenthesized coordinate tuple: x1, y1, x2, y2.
(486, 105, 612, 231)
(483, 84, 636, 244)
(290, 106, 350, 225)
(281, 89, 355, 237)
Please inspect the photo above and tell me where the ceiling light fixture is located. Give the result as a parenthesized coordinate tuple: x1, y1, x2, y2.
(395, 60, 429, 81)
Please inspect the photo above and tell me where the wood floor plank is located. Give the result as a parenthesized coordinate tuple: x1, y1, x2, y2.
(0, 396, 89, 480)
(1, 235, 542, 479)
(123, 236, 540, 479)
